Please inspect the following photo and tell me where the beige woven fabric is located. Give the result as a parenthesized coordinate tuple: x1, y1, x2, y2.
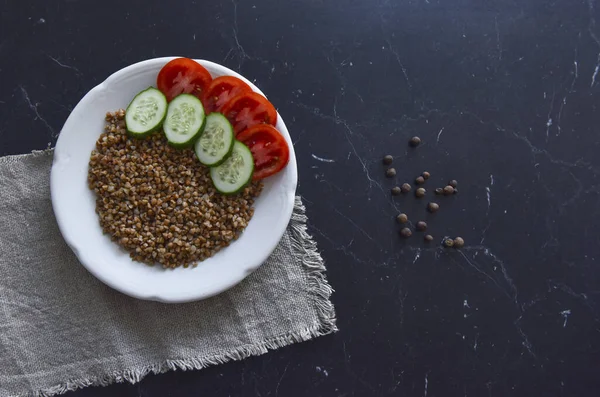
(0, 150, 336, 397)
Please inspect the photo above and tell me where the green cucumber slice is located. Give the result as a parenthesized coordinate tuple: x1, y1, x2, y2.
(194, 113, 235, 167)
(210, 141, 254, 194)
(125, 87, 167, 137)
(163, 94, 206, 148)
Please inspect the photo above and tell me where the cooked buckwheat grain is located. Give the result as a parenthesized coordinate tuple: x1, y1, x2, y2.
(87, 110, 262, 268)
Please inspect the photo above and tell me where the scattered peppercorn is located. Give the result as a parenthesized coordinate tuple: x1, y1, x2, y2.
(453, 237, 465, 248)
(397, 213, 408, 224)
(427, 202, 440, 213)
(416, 221, 427, 231)
(383, 155, 393, 165)
(435, 187, 443, 195)
(401, 183, 412, 193)
(409, 136, 421, 147)
(449, 179, 458, 188)
(400, 227, 412, 238)
(424, 234, 434, 242)
(391, 186, 402, 196)
(415, 187, 426, 198)
(444, 238, 454, 248)
(443, 185, 454, 195)
(422, 171, 430, 180)
(386, 168, 397, 178)
(415, 176, 425, 185)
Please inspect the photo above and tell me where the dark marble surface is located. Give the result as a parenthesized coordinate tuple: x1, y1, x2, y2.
(2, 0, 600, 396)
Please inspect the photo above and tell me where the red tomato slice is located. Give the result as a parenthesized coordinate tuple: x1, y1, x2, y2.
(221, 92, 278, 135)
(237, 124, 290, 180)
(202, 76, 252, 113)
(157, 58, 212, 102)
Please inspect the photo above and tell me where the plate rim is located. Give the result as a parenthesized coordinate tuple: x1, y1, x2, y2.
(50, 57, 298, 303)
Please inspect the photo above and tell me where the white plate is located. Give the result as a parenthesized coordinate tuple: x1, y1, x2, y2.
(50, 57, 298, 303)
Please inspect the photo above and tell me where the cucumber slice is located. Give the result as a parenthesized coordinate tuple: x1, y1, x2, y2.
(125, 87, 167, 137)
(194, 113, 235, 167)
(163, 94, 206, 148)
(210, 141, 254, 194)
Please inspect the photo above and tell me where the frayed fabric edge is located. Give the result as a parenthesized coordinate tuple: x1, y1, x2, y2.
(0, 148, 54, 165)
(20, 196, 336, 397)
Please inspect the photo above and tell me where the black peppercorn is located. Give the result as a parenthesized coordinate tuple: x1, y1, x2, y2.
(444, 238, 454, 248)
(422, 172, 430, 180)
(415, 176, 425, 185)
(443, 185, 454, 195)
(397, 213, 408, 224)
(386, 168, 397, 178)
(416, 221, 427, 231)
(427, 202, 440, 213)
(391, 186, 402, 196)
(400, 227, 412, 238)
(383, 155, 393, 165)
(453, 237, 465, 248)
(424, 234, 434, 242)
(415, 188, 426, 198)
(435, 187, 443, 195)
(409, 136, 421, 147)
(401, 183, 412, 193)
(449, 179, 458, 188)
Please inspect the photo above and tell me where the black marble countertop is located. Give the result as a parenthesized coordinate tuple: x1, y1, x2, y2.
(2, 0, 600, 396)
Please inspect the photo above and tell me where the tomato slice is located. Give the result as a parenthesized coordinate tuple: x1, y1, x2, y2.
(202, 76, 252, 113)
(237, 124, 289, 180)
(157, 58, 212, 102)
(220, 92, 277, 135)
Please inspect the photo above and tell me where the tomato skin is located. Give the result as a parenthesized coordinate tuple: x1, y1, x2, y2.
(237, 124, 290, 180)
(202, 76, 252, 113)
(156, 58, 212, 102)
(221, 92, 277, 136)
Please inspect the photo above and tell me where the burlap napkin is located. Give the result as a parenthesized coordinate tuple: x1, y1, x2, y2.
(0, 150, 336, 397)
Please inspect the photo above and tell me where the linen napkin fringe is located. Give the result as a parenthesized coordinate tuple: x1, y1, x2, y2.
(12, 190, 337, 397)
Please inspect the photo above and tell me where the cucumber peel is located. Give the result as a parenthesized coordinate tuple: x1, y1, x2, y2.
(125, 87, 167, 138)
(163, 94, 206, 148)
(194, 113, 235, 167)
(210, 141, 254, 195)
